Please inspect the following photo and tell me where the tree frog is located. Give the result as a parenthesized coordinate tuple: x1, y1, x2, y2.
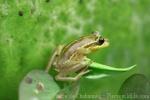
(46, 32, 109, 81)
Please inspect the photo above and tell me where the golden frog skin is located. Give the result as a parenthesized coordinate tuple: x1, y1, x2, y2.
(46, 31, 109, 81)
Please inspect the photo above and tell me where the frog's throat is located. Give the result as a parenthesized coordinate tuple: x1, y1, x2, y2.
(101, 41, 109, 48)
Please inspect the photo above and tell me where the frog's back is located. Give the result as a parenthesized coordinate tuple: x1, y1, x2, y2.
(59, 35, 97, 62)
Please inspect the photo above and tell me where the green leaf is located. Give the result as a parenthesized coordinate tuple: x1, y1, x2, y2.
(19, 70, 60, 100)
(85, 73, 109, 79)
(84, 58, 136, 79)
(119, 74, 150, 100)
(89, 61, 136, 71)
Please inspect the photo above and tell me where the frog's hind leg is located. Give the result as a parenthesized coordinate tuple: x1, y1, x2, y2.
(55, 68, 90, 81)
(45, 45, 64, 73)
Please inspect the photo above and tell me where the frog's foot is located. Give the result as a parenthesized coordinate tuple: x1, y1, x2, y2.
(55, 70, 90, 82)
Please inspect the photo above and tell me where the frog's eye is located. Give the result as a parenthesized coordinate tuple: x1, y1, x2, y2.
(97, 37, 104, 45)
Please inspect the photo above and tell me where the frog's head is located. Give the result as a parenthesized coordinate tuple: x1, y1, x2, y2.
(85, 31, 109, 52)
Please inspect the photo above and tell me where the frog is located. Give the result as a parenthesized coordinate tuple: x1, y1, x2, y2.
(45, 31, 109, 81)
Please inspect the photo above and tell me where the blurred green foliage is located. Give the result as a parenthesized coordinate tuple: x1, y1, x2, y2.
(0, 0, 150, 100)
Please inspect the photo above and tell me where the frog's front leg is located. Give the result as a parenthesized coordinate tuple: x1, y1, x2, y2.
(45, 45, 64, 73)
(55, 64, 90, 81)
